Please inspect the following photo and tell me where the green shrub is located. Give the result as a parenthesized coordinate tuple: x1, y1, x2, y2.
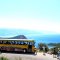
(0, 57, 8, 60)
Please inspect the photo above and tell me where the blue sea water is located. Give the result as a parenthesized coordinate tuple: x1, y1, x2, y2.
(26, 34, 60, 47)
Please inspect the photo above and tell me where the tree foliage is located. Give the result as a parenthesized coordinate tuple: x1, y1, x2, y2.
(38, 43, 49, 52)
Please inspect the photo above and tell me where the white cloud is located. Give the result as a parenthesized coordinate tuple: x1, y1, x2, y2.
(0, 16, 60, 34)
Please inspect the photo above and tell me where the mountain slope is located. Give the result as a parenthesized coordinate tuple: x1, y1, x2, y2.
(8, 35, 27, 39)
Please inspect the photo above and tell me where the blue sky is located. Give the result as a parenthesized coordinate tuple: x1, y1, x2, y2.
(0, 0, 60, 36)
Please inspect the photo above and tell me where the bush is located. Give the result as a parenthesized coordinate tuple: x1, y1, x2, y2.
(0, 57, 8, 60)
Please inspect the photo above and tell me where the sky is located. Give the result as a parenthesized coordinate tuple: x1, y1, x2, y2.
(0, 0, 60, 34)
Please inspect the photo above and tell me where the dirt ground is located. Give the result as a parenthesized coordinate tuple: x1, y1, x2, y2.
(0, 52, 58, 60)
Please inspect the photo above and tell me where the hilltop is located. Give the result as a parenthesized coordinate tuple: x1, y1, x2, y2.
(0, 35, 27, 39)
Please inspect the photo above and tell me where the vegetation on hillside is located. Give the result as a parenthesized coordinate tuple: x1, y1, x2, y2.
(48, 43, 60, 48)
(38, 42, 60, 54)
(38, 43, 49, 52)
